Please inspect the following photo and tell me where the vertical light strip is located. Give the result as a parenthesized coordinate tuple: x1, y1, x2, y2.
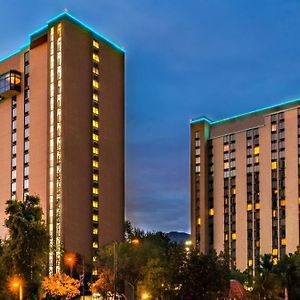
(48, 26, 55, 275)
(55, 22, 63, 273)
(92, 39, 100, 276)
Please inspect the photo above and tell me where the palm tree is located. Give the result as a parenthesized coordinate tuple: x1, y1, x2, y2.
(253, 254, 282, 299)
(275, 253, 300, 300)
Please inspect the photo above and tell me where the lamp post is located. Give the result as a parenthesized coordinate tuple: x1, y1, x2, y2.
(9, 277, 23, 300)
(64, 252, 76, 277)
(114, 238, 140, 300)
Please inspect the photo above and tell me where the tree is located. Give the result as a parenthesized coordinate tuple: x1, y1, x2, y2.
(137, 258, 168, 299)
(90, 268, 114, 299)
(2, 195, 49, 299)
(42, 273, 80, 300)
(275, 252, 300, 300)
(179, 250, 230, 300)
(252, 254, 282, 299)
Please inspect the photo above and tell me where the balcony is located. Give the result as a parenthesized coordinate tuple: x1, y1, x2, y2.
(0, 70, 21, 101)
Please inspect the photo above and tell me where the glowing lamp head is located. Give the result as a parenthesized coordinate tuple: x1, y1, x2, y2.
(131, 238, 140, 245)
(64, 252, 76, 267)
(8, 276, 23, 294)
(142, 292, 150, 299)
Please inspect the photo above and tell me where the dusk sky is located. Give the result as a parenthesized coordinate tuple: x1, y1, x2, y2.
(2, 1, 300, 233)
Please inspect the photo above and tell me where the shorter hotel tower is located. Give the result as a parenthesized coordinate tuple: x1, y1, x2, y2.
(191, 99, 300, 271)
(0, 13, 124, 275)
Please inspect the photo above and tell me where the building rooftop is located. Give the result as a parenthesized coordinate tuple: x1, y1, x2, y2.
(0, 11, 124, 64)
(191, 97, 300, 125)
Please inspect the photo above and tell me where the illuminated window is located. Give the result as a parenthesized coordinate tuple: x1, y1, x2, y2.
(93, 93, 99, 101)
(93, 66, 99, 75)
(223, 144, 229, 152)
(92, 269, 98, 275)
(92, 256, 97, 262)
(93, 80, 99, 89)
(93, 160, 99, 168)
(254, 156, 259, 163)
(281, 239, 286, 245)
(197, 217, 201, 225)
(256, 241, 260, 247)
(273, 258, 278, 265)
(280, 200, 286, 206)
(255, 203, 260, 210)
(272, 161, 277, 170)
(93, 242, 98, 249)
(272, 248, 278, 256)
(225, 234, 228, 241)
(93, 53, 99, 62)
(271, 124, 277, 132)
(209, 208, 214, 216)
(93, 228, 98, 235)
(92, 214, 98, 222)
(254, 146, 260, 155)
(93, 147, 99, 155)
(224, 162, 229, 169)
(93, 107, 99, 115)
(93, 187, 99, 195)
(92, 201, 98, 208)
(93, 120, 99, 128)
(272, 210, 277, 218)
(248, 259, 253, 267)
(247, 204, 252, 211)
(93, 174, 99, 181)
(57, 23, 62, 35)
(231, 188, 236, 195)
(93, 40, 99, 49)
(298, 197, 300, 204)
(232, 233, 237, 240)
(93, 133, 99, 142)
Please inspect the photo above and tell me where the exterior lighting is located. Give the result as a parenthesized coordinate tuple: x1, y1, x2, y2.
(131, 238, 140, 245)
(64, 252, 76, 276)
(9, 276, 23, 300)
(142, 292, 150, 299)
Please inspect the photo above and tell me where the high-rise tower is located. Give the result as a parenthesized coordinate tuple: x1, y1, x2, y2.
(0, 12, 125, 275)
(191, 99, 300, 270)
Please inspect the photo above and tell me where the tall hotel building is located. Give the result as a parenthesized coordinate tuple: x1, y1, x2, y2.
(0, 12, 124, 275)
(191, 99, 300, 270)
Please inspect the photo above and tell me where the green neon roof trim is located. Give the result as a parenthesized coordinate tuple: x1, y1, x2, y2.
(190, 97, 300, 125)
(0, 11, 124, 63)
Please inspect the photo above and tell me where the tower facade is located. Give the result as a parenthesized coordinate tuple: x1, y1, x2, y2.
(0, 12, 124, 275)
(191, 100, 300, 270)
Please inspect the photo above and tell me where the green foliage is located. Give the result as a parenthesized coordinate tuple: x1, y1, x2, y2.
(0, 195, 49, 299)
(98, 223, 231, 300)
(179, 250, 230, 300)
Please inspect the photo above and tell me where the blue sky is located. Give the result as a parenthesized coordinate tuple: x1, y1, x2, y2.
(2, 1, 300, 233)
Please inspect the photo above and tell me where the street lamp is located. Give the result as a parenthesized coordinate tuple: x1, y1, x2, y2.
(9, 276, 23, 300)
(141, 291, 150, 299)
(131, 238, 140, 245)
(64, 252, 76, 277)
(114, 239, 140, 300)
